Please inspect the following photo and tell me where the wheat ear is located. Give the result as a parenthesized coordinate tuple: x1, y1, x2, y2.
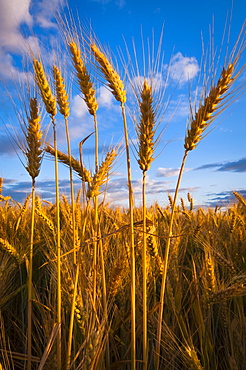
(0, 238, 22, 264)
(91, 43, 126, 104)
(69, 41, 98, 115)
(45, 144, 92, 183)
(25, 98, 43, 180)
(33, 59, 56, 117)
(87, 149, 117, 199)
(233, 191, 246, 208)
(184, 64, 235, 151)
(53, 65, 70, 118)
(137, 80, 156, 171)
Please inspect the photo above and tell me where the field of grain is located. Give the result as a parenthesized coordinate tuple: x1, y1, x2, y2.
(0, 15, 245, 370)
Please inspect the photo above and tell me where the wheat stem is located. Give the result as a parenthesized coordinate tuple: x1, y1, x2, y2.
(52, 117, 62, 370)
(142, 169, 148, 370)
(27, 180, 35, 370)
(25, 97, 42, 370)
(121, 104, 136, 370)
(155, 151, 188, 369)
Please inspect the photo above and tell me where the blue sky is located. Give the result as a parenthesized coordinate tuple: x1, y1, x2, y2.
(0, 0, 245, 208)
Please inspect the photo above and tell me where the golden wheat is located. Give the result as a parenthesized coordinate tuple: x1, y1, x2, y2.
(69, 41, 98, 116)
(33, 59, 57, 117)
(25, 98, 43, 180)
(35, 208, 54, 232)
(184, 63, 235, 151)
(87, 149, 117, 198)
(0, 238, 22, 263)
(45, 144, 92, 183)
(137, 80, 156, 172)
(91, 43, 126, 104)
(53, 65, 70, 118)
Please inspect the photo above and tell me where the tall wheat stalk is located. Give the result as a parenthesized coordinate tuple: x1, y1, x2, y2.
(155, 46, 245, 368)
(90, 42, 136, 370)
(69, 40, 100, 311)
(52, 64, 80, 370)
(68, 39, 111, 368)
(24, 97, 43, 370)
(33, 59, 62, 370)
(136, 80, 156, 369)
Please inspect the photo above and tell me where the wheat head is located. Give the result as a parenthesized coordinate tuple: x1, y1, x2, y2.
(53, 65, 70, 118)
(0, 238, 22, 264)
(87, 149, 117, 198)
(45, 144, 92, 183)
(69, 41, 98, 116)
(184, 63, 235, 151)
(137, 80, 156, 172)
(91, 43, 126, 104)
(33, 59, 57, 117)
(25, 98, 43, 180)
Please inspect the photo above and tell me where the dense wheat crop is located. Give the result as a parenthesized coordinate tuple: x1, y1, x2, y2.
(0, 13, 245, 370)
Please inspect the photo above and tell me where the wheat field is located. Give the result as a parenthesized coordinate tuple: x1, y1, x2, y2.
(0, 14, 245, 370)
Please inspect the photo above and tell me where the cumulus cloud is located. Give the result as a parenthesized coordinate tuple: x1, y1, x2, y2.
(0, 0, 32, 52)
(0, 0, 64, 81)
(169, 52, 199, 84)
(195, 158, 246, 173)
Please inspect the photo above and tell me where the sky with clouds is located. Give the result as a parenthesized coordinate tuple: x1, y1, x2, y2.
(0, 0, 245, 208)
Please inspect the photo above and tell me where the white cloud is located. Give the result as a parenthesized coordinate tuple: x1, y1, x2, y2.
(103, 175, 174, 206)
(131, 72, 165, 93)
(33, 0, 65, 28)
(71, 95, 89, 118)
(169, 52, 199, 84)
(156, 167, 191, 177)
(0, 0, 32, 53)
(98, 86, 114, 107)
(90, 0, 126, 7)
(0, 0, 64, 81)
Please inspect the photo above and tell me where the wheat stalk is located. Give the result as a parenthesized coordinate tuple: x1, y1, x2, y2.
(136, 79, 157, 369)
(90, 40, 135, 368)
(33, 57, 62, 369)
(156, 55, 244, 369)
(22, 97, 43, 370)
